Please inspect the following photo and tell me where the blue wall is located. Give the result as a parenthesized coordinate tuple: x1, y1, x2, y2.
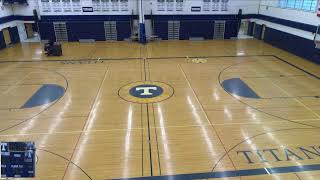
(67, 22, 105, 41)
(263, 27, 319, 64)
(38, 21, 131, 41)
(38, 15, 132, 41)
(1, 14, 316, 42)
(152, 15, 240, 40)
(248, 21, 254, 36)
(0, 31, 6, 50)
(253, 24, 262, 40)
(154, 20, 238, 40)
(225, 20, 239, 39)
(180, 20, 214, 39)
(38, 22, 56, 41)
(37, 15, 240, 41)
(9, 26, 20, 44)
(116, 21, 131, 41)
(154, 21, 168, 40)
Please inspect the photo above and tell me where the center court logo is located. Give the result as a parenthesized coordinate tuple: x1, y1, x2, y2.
(118, 81, 174, 103)
(129, 85, 163, 98)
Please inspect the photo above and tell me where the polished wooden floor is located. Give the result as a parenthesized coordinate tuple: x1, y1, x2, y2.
(0, 39, 320, 180)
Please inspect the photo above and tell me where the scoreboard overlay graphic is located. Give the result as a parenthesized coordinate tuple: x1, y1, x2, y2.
(0, 142, 35, 178)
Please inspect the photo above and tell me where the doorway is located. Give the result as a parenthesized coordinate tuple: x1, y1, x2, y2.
(3, 28, 12, 45)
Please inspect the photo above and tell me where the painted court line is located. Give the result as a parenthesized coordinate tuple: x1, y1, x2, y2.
(0, 118, 319, 137)
(113, 164, 320, 180)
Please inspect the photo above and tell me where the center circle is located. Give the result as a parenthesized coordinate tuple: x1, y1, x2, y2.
(129, 84, 164, 98)
(118, 81, 174, 104)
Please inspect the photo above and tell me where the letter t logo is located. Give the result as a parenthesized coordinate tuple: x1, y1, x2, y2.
(136, 87, 158, 96)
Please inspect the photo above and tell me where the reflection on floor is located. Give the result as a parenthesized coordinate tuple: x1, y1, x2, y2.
(0, 39, 319, 180)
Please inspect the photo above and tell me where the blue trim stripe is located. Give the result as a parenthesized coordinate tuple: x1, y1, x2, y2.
(258, 14, 317, 33)
(40, 15, 136, 22)
(113, 164, 320, 180)
(0, 15, 34, 25)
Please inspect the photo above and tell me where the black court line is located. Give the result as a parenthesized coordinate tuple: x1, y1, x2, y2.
(0, 54, 318, 66)
(110, 128, 320, 180)
(242, 74, 307, 78)
(261, 95, 320, 99)
(179, 64, 241, 179)
(125, 55, 320, 180)
(143, 58, 148, 82)
(151, 103, 162, 176)
(146, 57, 162, 176)
(0, 67, 69, 134)
(143, 58, 154, 176)
(140, 57, 144, 176)
(208, 127, 320, 176)
(146, 104, 153, 176)
(37, 148, 93, 180)
(62, 67, 108, 180)
(2, 54, 319, 179)
(218, 60, 320, 129)
(112, 163, 320, 180)
(272, 55, 320, 80)
(0, 54, 276, 64)
(210, 57, 320, 173)
(0, 57, 141, 63)
(295, 173, 303, 180)
(12, 83, 49, 86)
(147, 54, 276, 60)
(0, 107, 21, 111)
(141, 104, 144, 177)
(0, 54, 304, 64)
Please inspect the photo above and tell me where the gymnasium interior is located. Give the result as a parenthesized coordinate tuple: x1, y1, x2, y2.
(0, 0, 320, 179)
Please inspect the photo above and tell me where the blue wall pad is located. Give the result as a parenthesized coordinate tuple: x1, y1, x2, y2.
(116, 21, 132, 41)
(222, 78, 260, 99)
(180, 21, 214, 39)
(263, 27, 319, 64)
(67, 22, 105, 41)
(38, 21, 131, 41)
(9, 26, 20, 44)
(139, 23, 146, 44)
(0, 31, 6, 50)
(38, 22, 55, 41)
(253, 24, 262, 40)
(152, 15, 240, 40)
(247, 22, 254, 36)
(21, 84, 65, 109)
(154, 21, 168, 40)
(225, 20, 239, 39)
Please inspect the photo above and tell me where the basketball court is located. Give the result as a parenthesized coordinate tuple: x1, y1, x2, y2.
(0, 40, 319, 179)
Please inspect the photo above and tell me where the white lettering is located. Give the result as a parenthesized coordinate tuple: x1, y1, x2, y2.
(135, 87, 157, 96)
